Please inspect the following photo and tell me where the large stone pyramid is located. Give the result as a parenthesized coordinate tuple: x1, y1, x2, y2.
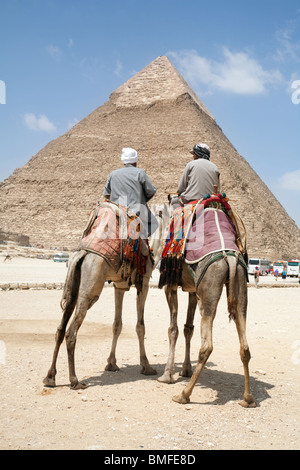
(1, 56, 299, 260)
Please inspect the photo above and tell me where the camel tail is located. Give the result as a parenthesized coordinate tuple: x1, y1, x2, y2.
(226, 254, 238, 321)
(60, 250, 87, 311)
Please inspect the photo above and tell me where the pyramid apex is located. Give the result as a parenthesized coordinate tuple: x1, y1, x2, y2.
(110, 55, 214, 119)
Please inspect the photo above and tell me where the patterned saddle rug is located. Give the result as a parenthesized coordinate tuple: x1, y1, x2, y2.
(185, 207, 239, 262)
(159, 193, 247, 288)
(79, 201, 152, 291)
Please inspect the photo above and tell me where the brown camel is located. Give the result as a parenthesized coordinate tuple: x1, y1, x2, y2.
(157, 205, 256, 408)
(43, 203, 169, 390)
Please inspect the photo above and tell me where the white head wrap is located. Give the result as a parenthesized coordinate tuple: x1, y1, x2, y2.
(190, 143, 210, 153)
(198, 143, 210, 151)
(121, 147, 138, 165)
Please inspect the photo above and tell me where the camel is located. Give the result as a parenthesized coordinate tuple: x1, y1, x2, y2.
(43, 203, 169, 390)
(157, 202, 256, 408)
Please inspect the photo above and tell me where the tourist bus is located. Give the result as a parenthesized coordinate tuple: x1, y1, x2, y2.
(272, 260, 288, 276)
(248, 258, 270, 275)
(287, 260, 300, 277)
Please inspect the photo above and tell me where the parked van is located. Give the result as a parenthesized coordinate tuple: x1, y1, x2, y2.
(53, 252, 69, 262)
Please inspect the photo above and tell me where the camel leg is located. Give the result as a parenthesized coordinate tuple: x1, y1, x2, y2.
(43, 300, 76, 387)
(43, 252, 83, 387)
(180, 292, 197, 377)
(65, 296, 91, 389)
(172, 268, 224, 404)
(158, 286, 179, 383)
(136, 282, 156, 375)
(65, 289, 103, 389)
(105, 287, 126, 371)
(235, 317, 256, 408)
(65, 256, 107, 389)
(173, 311, 214, 404)
(234, 275, 256, 408)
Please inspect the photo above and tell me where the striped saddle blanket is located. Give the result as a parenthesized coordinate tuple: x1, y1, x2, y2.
(185, 207, 239, 263)
(159, 194, 244, 288)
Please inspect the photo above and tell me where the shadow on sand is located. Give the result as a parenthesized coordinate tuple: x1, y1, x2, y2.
(59, 360, 274, 407)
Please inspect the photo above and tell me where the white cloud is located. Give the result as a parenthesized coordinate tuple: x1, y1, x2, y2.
(275, 21, 300, 63)
(169, 48, 282, 95)
(24, 113, 57, 133)
(279, 170, 300, 191)
(114, 59, 123, 77)
(46, 44, 62, 60)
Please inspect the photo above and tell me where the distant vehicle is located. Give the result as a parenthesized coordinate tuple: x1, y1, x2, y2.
(287, 260, 300, 277)
(272, 260, 288, 276)
(53, 252, 69, 262)
(248, 258, 270, 275)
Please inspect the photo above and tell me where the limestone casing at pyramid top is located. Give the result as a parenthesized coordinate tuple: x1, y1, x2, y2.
(110, 55, 215, 120)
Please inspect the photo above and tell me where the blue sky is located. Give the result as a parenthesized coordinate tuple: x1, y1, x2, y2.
(1, 0, 300, 227)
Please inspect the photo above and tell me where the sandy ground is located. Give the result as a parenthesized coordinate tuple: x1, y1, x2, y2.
(0, 256, 299, 451)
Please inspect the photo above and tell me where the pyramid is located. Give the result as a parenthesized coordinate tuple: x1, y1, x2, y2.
(1, 56, 299, 260)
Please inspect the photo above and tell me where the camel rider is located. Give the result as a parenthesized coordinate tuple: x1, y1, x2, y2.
(103, 147, 158, 238)
(174, 142, 247, 262)
(177, 143, 220, 204)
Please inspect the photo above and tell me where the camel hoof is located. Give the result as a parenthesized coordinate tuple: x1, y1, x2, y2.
(43, 376, 56, 388)
(141, 366, 157, 376)
(239, 399, 257, 408)
(105, 363, 120, 372)
(180, 368, 193, 378)
(157, 373, 175, 384)
(71, 382, 87, 390)
(172, 393, 190, 404)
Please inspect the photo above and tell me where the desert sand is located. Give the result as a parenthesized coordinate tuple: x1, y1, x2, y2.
(0, 256, 299, 450)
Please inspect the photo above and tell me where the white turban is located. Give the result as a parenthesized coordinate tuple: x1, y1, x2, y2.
(190, 143, 210, 153)
(121, 147, 138, 164)
(198, 143, 210, 151)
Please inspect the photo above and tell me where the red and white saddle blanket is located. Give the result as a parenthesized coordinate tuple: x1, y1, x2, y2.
(159, 194, 246, 288)
(185, 207, 239, 263)
(78, 202, 151, 290)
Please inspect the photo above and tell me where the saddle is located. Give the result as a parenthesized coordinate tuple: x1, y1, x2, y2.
(158, 192, 247, 288)
(78, 201, 152, 291)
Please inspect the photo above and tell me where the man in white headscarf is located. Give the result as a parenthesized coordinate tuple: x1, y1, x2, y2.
(103, 148, 158, 237)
